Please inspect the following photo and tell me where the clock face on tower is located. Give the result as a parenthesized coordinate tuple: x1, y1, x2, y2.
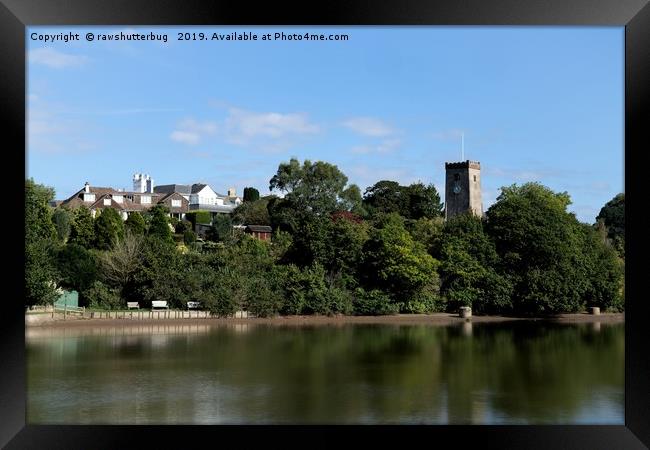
(453, 182, 461, 194)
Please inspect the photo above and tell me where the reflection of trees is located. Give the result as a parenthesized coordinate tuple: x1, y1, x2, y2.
(439, 322, 624, 423)
(27, 322, 624, 424)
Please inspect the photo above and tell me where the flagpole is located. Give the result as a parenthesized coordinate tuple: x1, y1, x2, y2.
(461, 132, 465, 161)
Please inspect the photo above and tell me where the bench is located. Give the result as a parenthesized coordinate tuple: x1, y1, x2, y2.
(127, 302, 140, 310)
(187, 301, 201, 310)
(151, 301, 169, 310)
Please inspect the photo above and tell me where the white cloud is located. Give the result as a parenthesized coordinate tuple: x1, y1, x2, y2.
(351, 138, 401, 155)
(170, 130, 201, 145)
(28, 48, 88, 69)
(342, 117, 394, 137)
(224, 108, 319, 145)
(170, 119, 217, 145)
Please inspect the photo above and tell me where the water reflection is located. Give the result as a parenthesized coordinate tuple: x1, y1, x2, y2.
(26, 321, 624, 424)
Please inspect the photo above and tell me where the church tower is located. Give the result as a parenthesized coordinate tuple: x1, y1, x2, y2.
(444, 160, 483, 220)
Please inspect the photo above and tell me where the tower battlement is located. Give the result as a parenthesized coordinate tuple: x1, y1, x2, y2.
(445, 160, 481, 170)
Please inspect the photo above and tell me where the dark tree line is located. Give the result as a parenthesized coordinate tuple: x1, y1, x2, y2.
(25, 161, 624, 316)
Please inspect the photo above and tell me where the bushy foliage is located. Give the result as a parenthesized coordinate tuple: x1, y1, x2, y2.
(352, 288, 398, 315)
(25, 179, 58, 306)
(69, 206, 95, 248)
(125, 211, 146, 235)
(243, 187, 260, 202)
(94, 208, 124, 250)
(85, 281, 122, 310)
(26, 166, 624, 317)
(52, 207, 72, 243)
(146, 205, 173, 243)
(596, 193, 624, 258)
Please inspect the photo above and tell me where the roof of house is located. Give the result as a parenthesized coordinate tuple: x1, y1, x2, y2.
(154, 184, 192, 195)
(245, 225, 272, 233)
(191, 183, 208, 194)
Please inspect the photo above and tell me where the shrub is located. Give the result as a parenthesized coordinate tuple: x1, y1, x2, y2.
(183, 230, 197, 245)
(352, 288, 398, 316)
(85, 281, 123, 310)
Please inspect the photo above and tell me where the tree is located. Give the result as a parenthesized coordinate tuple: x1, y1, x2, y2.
(69, 206, 95, 248)
(484, 182, 620, 315)
(208, 214, 233, 242)
(55, 243, 98, 305)
(363, 180, 403, 216)
(243, 187, 260, 202)
(94, 208, 124, 250)
(125, 211, 146, 235)
(404, 182, 443, 219)
(438, 213, 512, 314)
(269, 158, 349, 215)
(25, 179, 58, 306)
(232, 198, 271, 225)
(596, 193, 624, 257)
(146, 205, 173, 243)
(51, 207, 72, 243)
(363, 180, 443, 220)
(360, 213, 439, 301)
(340, 184, 366, 216)
(98, 231, 144, 302)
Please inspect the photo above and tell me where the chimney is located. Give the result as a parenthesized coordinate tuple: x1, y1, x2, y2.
(147, 176, 154, 193)
(84, 182, 90, 193)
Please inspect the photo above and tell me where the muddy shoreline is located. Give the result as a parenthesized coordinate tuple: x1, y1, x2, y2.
(26, 312, 624, 329)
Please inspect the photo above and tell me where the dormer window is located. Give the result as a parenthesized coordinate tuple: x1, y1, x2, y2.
(171, 199, 181, 207)
(141, 195, 151, 204)
(83, 193, 95, 202)
(103, 198, 111, 206)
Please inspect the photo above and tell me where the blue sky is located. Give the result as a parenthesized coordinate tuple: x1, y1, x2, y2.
(27, 26, 623, 223)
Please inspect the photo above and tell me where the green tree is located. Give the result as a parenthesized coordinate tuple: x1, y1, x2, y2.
(405, 182, 443, 219)
(243, 186, 260, 202)
(55, 243, 98, 305)
(146, 205, 173, 243)
(125, 211, 146, 235)
(269, 158, 349, 215)
(438, 213, 512, 314)
(485, 183, 609, 315)
(25, 179, 58, 306)
(340, 184, 367, 216)
(94, 208, 124, 250)
(69, 206, 95, 248)
(595, 193, 624, 257)
(360, 213, 439, 301)
(183, 230, 197, 245)
(208, 214, 233, 242)
(51, 207, 72, 243)
(363, 180, 443, 220)
(232, 198, 271, 225)
(363, 180, 403, 217)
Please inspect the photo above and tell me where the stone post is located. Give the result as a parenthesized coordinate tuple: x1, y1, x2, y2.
(590, 307, 601, 315)
(459, 306, 472, 318)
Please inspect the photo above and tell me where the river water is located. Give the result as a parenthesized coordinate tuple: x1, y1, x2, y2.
(26, 320, 624, 424)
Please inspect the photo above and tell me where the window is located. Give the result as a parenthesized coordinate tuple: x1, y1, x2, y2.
(473, 175, 477, 182)
(141, 195, 151, 204)
(454, 173, 460, 181)
(103, 198, 111, 206)
(171, 199, 181, 207)
(83, 193, 95, 202)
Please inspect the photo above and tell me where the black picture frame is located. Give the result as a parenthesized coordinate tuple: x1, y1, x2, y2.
(2, 0, 648, 448)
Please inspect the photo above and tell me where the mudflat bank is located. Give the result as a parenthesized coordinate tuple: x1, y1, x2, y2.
(26, 312, 624, 329)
